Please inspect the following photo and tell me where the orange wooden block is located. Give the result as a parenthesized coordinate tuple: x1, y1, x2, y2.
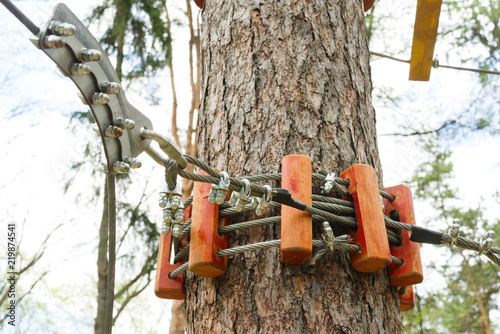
(340, 164, 391, 273)
(399, 285, 415, 312)
(363, 0, 374, 11)
(189, 171, 230, 277)
(409, 0, 443, 81)
(193, 0, 204, 9)
(280, 155, 312, 264)
(154, 205, 192, 299)
(383, 185, 424, 287)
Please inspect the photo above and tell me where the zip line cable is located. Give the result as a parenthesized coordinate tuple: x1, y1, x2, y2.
(370, 51, 500, 76)
(0, 0, 40, 35)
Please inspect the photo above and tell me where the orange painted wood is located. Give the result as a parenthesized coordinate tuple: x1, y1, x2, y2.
(400, 285, 415, 312)
(189, 171, 230, 277)
(409, 0, 443, 81)
(154, 205, 192, 299)
(281, 155, 312, 264)
(363, 0, 374, 11)
(194, 0, 204, 9)
(383, 185, 424, 287)
(340, 164, 391, 272)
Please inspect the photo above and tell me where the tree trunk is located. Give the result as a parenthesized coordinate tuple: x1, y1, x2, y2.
(186, 0, 402, 332)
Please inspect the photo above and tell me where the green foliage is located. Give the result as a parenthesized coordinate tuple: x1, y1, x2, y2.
(443, 0, 500, 76)
(404, 137, 500, 333)
(88, 0, 172, 81)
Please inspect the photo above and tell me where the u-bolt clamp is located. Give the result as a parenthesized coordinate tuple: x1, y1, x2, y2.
(320, 172, 336, 195)
(254, 185, 272, 216)
(449, 218, 460, 247)
(478, 230, 495, 255)
(208, 172, 230, 205)
(321, 221, 335, 252)
(229, 179, 251, 212)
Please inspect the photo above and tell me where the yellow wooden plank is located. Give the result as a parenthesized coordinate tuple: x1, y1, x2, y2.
(409, 0, 443, 81)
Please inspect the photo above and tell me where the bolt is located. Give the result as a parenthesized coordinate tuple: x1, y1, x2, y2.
(104, 125, 123, 138)
(42, 35, 65, 49)
(69, 63, 90, 76)
(81, 48, 102, 62)
(112, 161, 130, 173)
(102, 81, 122, 94)
(49, 21, 76, 36)
(90, 92, 110, 105)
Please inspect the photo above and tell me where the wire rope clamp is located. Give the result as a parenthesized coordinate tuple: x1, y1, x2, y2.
(281, 155, 312, 264)
(320, 173, 336, 195)
(448, 218, 460, 247)
(254, 185, 272, 216)
(398, 285, 415, 312)
(478, 231, 495, 255)
(189, 171, 230, 277)
(229, 179, 251, 212)
(340, 164, 391, 272)
(208, 171, 230, 205)
(155, 205, 192, 299)
(383, 185, 424, 287)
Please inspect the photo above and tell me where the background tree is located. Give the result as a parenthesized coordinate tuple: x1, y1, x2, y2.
(402, 139, 499, 333)
(186, 0, 402, 331)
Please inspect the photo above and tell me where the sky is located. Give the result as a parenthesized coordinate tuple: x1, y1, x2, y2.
(0, 0, 499, 333)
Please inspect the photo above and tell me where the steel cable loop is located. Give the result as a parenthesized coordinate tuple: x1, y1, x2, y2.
(307, 206, 358, 229)
(311, 201, 356, 216)
(384, 216, 413, 231)
(178, 223, 191, 241)
(441, 233, 500, 255)
(217, 240, 282, 257)
(183, 196, 193, 207)
(486, 253, 500, 266)
(380, 190, 396, 202)
(219, 201, 281, 217)
(169, 262, 189, 279)
(311, 239, 360, 252)
(218, 216, 282, 233)
(312, 194, 355, 207)
(391, 256, 404, 266)
(333, 181, 351, 197)
(174, 243, 190, 263)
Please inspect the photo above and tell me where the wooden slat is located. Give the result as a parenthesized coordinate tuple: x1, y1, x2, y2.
(280, 155, 313, 265)
(409, 0, 443, 81)
(340, 164, 392, 273)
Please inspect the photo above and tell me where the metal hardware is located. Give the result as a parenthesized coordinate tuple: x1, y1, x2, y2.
(77, 92, 87, 105)
(90, 92, 110, 104)
(159, 192, 168, 208)
(102, 81, 122, 94)
(229, 179, 251, 212)
(42, 35, 65, 49)
(104, 125, 123, 138)
(115, 117, 135, 130)
(139, 128, 187, 169)
(208, 172, 230, 205)
(162, 207, 172, 235)
(320, 172, 336, 195)
(112, 161, 130, 173)
(449, 219, 460, 247)
(80, 48, 101, 62)
(124, 156, 142, 169)
(48, 20, 76, 36)
(478, 231, 495, 255)
(380, 195, 385, 213)
(321, 221, 335, 252)
(255, 185, 272, 216)
(69, 63, 90, 76)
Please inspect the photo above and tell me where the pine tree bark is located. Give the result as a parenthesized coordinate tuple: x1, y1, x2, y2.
(187, 0, 403, 332)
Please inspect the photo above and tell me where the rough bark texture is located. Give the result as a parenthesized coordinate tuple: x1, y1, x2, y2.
(186, 0, 403, 332)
